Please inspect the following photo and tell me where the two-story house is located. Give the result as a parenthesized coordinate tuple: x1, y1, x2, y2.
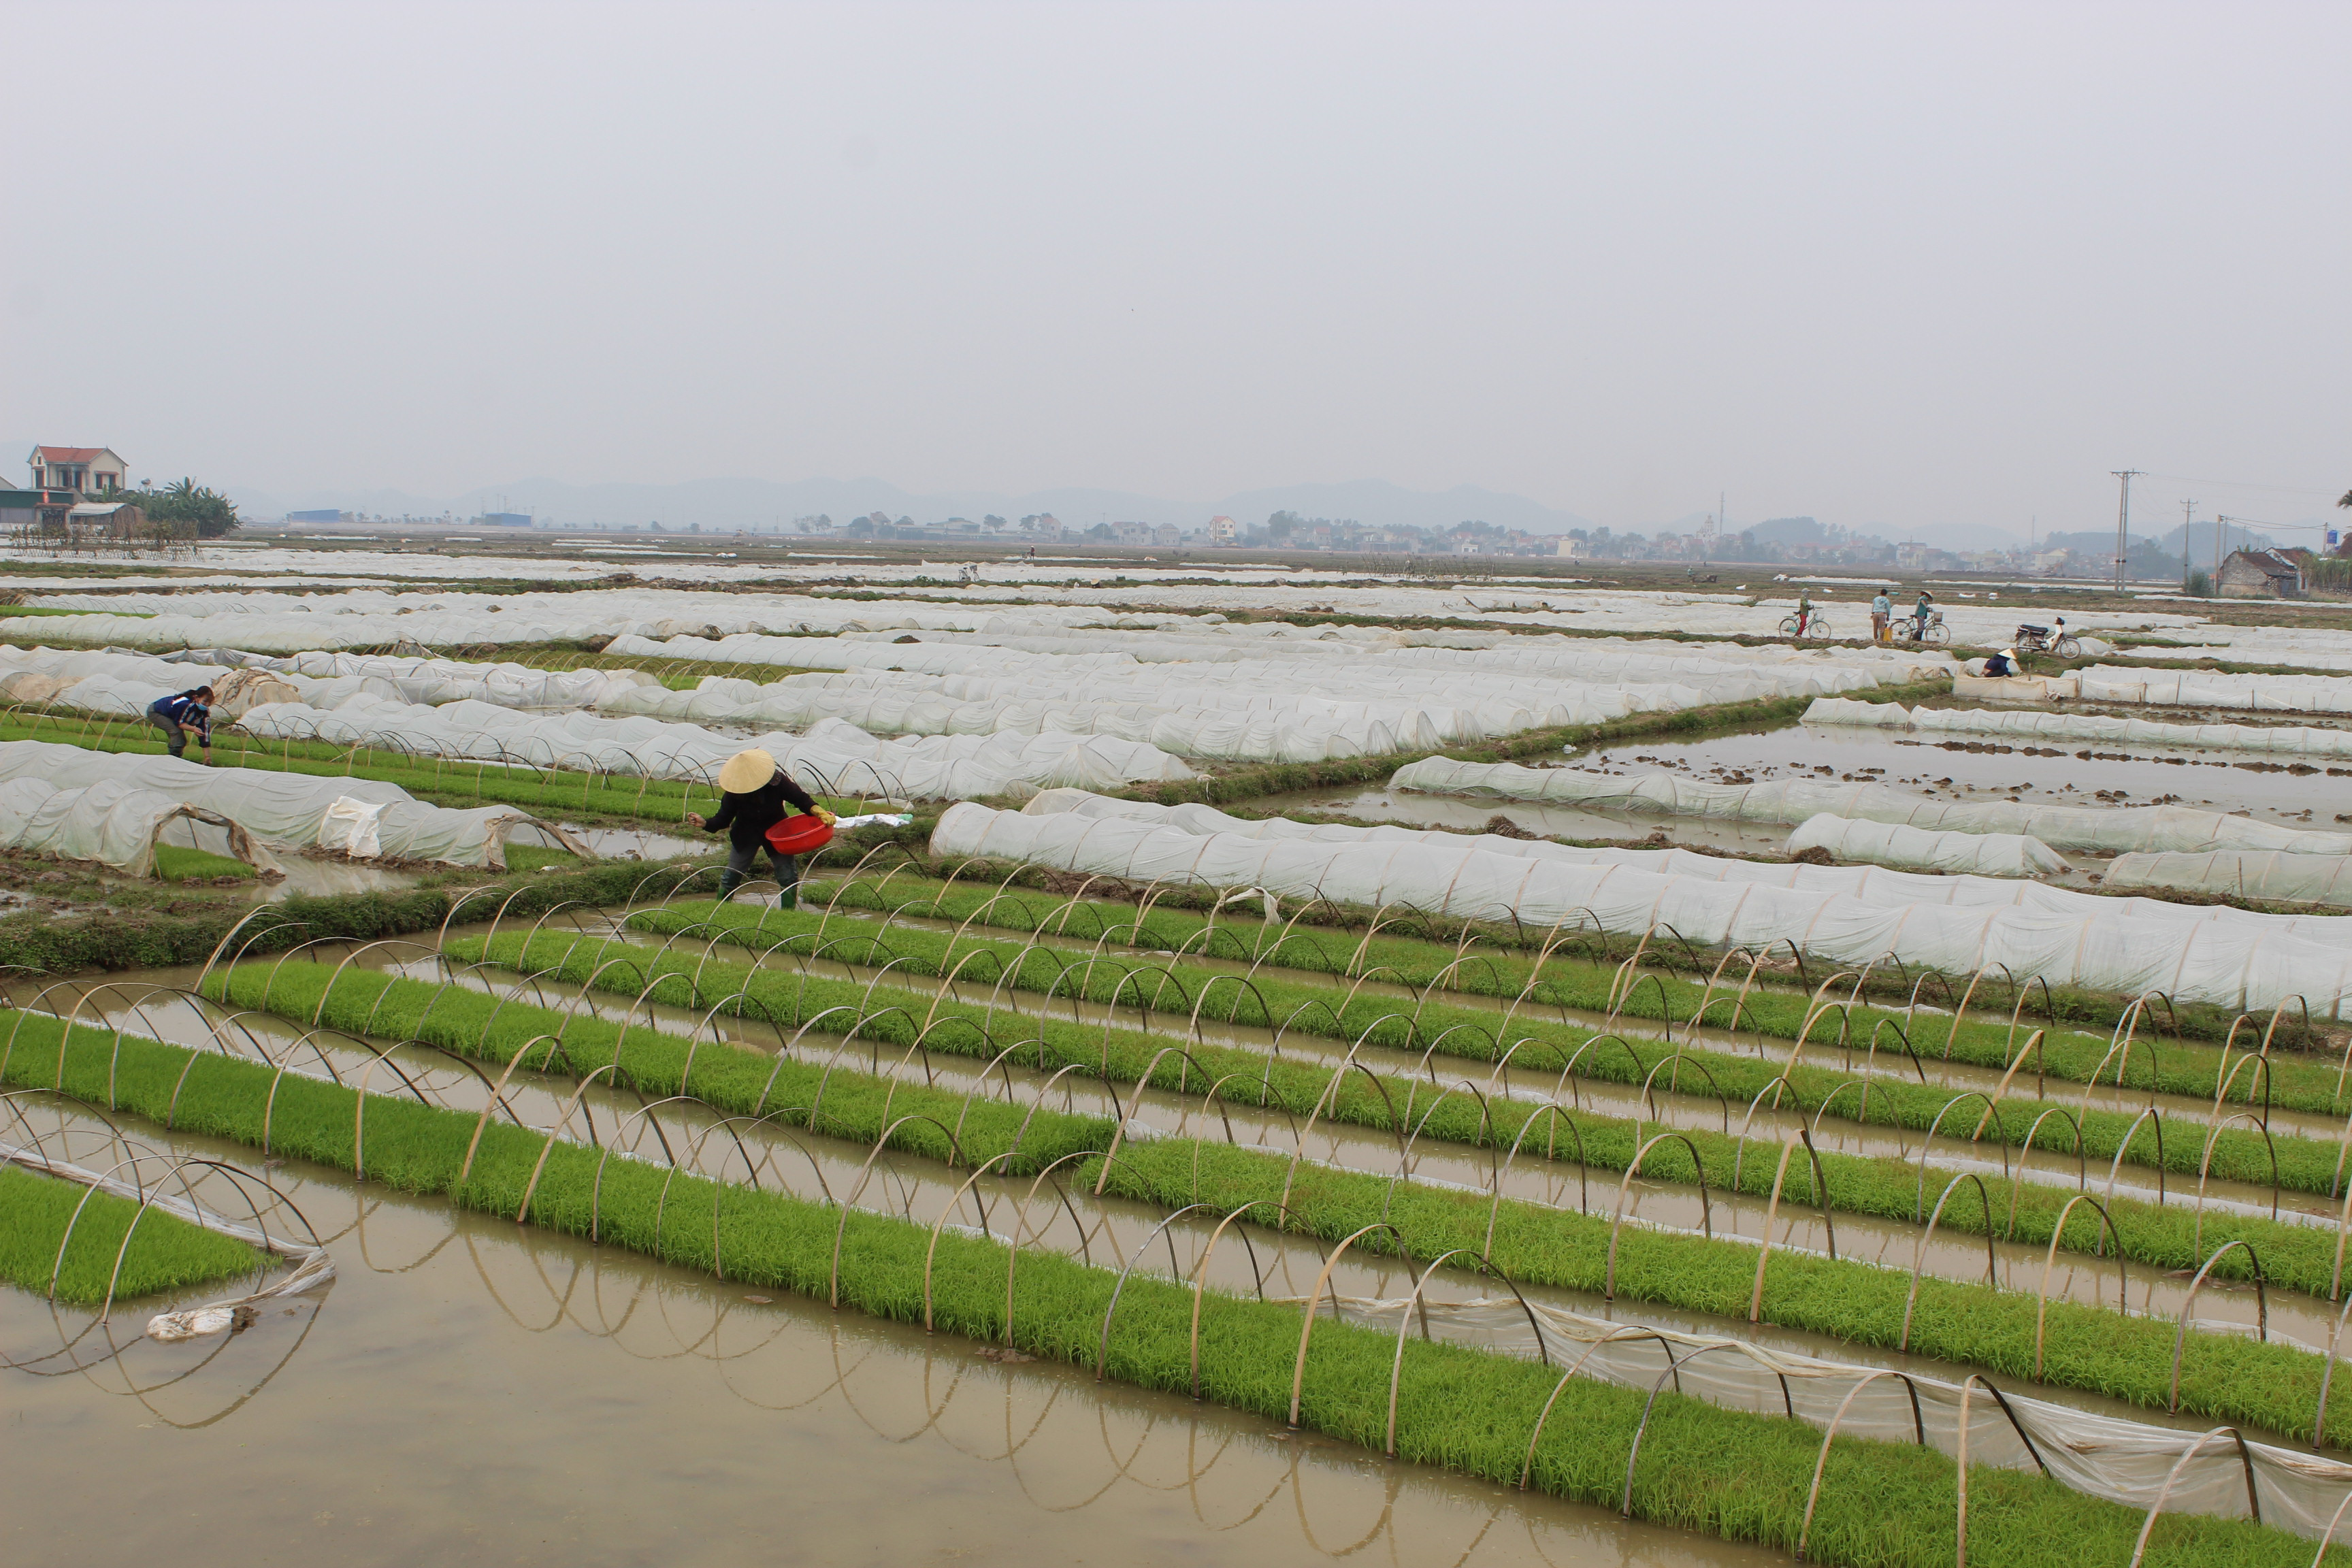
(28, 446, 128, 495)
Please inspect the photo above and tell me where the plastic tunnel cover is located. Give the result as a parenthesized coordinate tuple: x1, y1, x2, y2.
(934, 801, 2352, 1013)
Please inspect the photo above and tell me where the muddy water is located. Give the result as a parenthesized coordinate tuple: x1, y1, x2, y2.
(3, 1147, 1782, 1568)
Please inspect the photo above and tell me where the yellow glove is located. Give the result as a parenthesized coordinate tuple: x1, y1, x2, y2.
(815, 807, 838, 826)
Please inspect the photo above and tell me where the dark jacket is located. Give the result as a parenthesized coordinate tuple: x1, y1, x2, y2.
(149, 690, 212, 740)
(702, 770, 817, 849)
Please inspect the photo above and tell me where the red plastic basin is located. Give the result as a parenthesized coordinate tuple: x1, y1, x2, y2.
(764, 815, 835, 855)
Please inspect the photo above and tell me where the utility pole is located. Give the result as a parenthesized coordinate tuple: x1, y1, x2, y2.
(2110, 469, 2142, 592)
(2215, 514, 2232, 589)
(2180, 497, 2197, 591)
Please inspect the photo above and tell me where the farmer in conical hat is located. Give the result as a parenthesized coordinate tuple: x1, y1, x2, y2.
(687, 749, 836, 900)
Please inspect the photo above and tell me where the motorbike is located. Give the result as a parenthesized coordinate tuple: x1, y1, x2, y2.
(2014, 622, 2080, 658)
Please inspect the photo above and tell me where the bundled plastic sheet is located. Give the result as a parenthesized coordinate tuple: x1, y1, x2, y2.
(1782, 813, 2069, 876)
(0, 740, 583, 867)
(1807, 696, 2352, 760)
(1020, 789, 2352, 946)
(233, 695, 1194, 800)
(1390, 756, 2352, 856)
(936, 802, 2352, 1011)
(2105, 851, 2352, 907)
(0, 777, 282, 877)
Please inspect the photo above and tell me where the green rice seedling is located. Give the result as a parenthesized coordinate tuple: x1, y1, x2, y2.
(0, 1164, 262, 1303)
(497, 921, 2352, 1299)
(487, 923, 2323, 1207)
(206, 962, 1111, 1177)
(788, 872, 2340, 1093)
(0, 1007, 2319, 1568)
(153, 844, 258, 881)
(220, 953, 2352, 1442)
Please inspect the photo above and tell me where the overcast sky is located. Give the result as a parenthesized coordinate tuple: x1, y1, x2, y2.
(3, 1, 2345, 536)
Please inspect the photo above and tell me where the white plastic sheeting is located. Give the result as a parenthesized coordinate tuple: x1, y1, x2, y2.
(1019, 789, 2352, 947)
(2074, 665, 2352, 715)
(232, 694, 1194, 800)
(1782, 813, 2070, 877)
(594, 634, 1947, 764)
(0, 740, 583, 867)
(0, 644, 659, 715)
(1390, 756, 2352, 856)
(935, 801, 2352, 1011)
(20, 576, 2184, 651)
(2105, 852, 2352, 907)
(0, 777, 282, 877)
(1806, 697, 2352, 759)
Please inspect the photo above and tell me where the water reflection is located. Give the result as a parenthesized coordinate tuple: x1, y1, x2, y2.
(4, 1160, 1774, 1568)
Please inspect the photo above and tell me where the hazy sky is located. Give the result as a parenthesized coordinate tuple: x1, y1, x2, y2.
(4, 1, 2346, 536)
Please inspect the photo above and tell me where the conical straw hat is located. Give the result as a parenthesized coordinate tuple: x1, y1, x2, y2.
(717, 749, 777, 793)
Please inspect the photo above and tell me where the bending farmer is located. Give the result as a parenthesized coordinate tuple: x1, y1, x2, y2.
(686, 748, 836, 900)
(147, 686, 215, 762)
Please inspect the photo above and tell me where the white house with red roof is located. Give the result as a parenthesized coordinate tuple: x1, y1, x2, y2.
(27, 446, 127, 495)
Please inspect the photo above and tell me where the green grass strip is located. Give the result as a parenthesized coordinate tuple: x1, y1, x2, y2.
(0, 1004, 2315, 1567)
(600, 909, 2320, 1206)
(0, 1164, 261, 1304)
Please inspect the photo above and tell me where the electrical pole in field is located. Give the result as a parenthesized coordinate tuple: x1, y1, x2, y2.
(2180, 497, 2197, 592)
(2110, 469, 2142, 592)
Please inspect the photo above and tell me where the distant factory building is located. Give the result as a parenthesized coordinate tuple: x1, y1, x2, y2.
(287, 509, 347, 524)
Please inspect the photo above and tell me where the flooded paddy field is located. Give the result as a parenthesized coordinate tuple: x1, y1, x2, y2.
(5, 1139, 1775, 1568)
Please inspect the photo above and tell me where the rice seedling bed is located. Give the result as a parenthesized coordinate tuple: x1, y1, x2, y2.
(0, 1163, 261, 1303)
(0, 1005, 2317, 1568)
(812, 866, 2308, 1050)
(490, 917, 2352, 1302)
(233, 950, 2352, 1441)
(153, 844, 258, 882)
(574, 913, 2311, 1204)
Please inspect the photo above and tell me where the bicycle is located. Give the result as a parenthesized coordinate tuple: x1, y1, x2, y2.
(1777, 610, 1833, 640)
(1901, 610, 1950, 645)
